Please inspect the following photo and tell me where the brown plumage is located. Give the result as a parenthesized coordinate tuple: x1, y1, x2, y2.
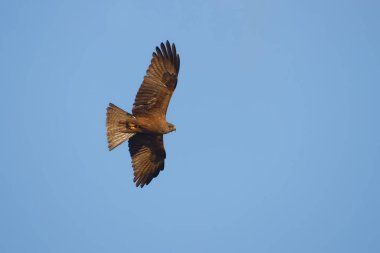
(106, 41, 180, 188)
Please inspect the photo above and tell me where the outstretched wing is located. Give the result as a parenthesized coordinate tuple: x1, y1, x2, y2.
(132, 41, 180, 118)
(128, 134, 166, 187)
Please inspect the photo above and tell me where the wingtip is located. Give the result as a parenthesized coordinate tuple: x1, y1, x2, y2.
(156, 46, 163, 57)
(160, 42, 168, 57)
(135, 181, 144, 188)
(133, 175, 150, 188)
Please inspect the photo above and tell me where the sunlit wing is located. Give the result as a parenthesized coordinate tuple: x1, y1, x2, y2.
(132, 41, 180, 118)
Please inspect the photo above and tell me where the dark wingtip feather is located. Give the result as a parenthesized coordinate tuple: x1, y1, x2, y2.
(172, 43, 177, 70)
(135, 178, 141, 187)
(166, 41, 173, 62)
(160, 42, 168, 58)
(156, 46, 163, 58)
(177, 54, 180, 72)
(172, 42, 176, 53)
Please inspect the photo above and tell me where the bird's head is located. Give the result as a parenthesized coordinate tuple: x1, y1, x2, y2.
(167, 122, 176, 133)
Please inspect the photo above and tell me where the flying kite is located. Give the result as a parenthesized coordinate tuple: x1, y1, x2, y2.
(106, 41, 180, 188)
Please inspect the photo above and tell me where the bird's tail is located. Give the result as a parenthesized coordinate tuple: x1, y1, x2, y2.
(106, 103, 138, 151)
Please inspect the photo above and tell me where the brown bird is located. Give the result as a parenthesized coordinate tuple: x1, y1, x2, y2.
(106, 41, 180, 188)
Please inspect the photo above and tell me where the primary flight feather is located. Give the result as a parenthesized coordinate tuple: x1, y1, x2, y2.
(106, 41, 180, 188)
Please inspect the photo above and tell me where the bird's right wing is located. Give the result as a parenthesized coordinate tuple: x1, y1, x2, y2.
(128, 134, 166, 187)
(132, 41, 180, 118)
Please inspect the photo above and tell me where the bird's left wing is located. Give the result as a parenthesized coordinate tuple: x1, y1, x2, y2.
(132, 41, 180, 118)
(128, 134, 166, 187)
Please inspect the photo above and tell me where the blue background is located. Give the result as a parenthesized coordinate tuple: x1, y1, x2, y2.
(1, 0, 379, 252)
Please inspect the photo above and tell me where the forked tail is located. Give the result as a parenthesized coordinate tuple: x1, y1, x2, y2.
(106, 103, 137, 150)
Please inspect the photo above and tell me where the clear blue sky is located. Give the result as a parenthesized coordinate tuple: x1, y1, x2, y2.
(1, 0, 379, 252)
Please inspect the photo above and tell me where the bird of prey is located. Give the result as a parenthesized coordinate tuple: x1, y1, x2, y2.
(106, 41, 180, 188)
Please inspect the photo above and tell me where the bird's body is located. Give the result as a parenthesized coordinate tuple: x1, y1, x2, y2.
(106, 41, 180, 188)
(132, 116, 175, 135)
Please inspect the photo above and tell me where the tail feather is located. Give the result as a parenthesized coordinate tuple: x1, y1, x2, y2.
(106, 103, 136, 150)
